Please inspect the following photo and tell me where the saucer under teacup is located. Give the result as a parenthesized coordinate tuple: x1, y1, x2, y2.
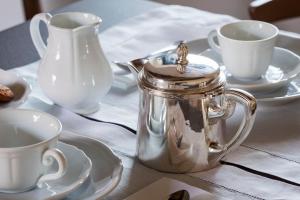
(252, 73, 300, 104)
(200, 47, 300, 93)
(0, 142, 92, 200)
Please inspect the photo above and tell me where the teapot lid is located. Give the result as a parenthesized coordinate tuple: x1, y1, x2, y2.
(139, 42, 225, 94)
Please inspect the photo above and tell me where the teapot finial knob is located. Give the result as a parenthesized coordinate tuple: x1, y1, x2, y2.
(176, 42, 189, 73)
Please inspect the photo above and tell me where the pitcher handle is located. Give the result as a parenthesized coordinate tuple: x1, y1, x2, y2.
(30, 13, 52, 58)
(208, 88, 257, 161)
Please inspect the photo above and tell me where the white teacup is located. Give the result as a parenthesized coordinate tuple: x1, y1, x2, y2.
(208, 20, 279, 79)
(0, 109, 67, 193)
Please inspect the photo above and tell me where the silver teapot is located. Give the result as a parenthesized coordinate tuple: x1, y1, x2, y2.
(128, 42, 257, 173)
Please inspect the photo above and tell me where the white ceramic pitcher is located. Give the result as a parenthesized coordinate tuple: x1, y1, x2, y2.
(30, 12, 113, 114)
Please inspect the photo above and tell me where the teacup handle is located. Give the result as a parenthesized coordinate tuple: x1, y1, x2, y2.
(208, 88, 257, 161)
(30, 13, 52, 58)
(38, 148, 67, 184)
(207, 30, 221, 54)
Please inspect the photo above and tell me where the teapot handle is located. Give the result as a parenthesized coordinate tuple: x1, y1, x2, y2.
(208, 88, 257, 161)
(30, 13, 52, 58)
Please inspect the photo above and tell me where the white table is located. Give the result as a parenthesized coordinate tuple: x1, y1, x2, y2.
(4, 3, 300, 200)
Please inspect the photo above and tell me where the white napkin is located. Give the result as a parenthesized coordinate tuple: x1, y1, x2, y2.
(89, 5, 236, 129)
(191, 164, 300, 200)
(14, 4, 300, 200)
(99, 5, 236, 62)
(123, 177, 224, 200)
(21, 98, 300, 199)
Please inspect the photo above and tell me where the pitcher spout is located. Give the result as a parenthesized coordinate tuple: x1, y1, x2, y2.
(73, 18, 101, 32)
(72, 13, 102, 32)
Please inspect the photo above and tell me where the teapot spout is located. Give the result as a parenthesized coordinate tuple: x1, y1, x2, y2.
(114, 59, 146, 78)
(128, 59, 146, 76)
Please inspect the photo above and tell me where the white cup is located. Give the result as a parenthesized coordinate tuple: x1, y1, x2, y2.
(0, 108, 67, 193)
(208, 20, 279, 79)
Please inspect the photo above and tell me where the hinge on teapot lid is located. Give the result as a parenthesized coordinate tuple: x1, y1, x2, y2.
(176, 42, 189, 73)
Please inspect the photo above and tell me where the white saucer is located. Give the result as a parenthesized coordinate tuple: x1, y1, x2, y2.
(200, 47, 300, 93)
(252, 73, 300, 104)
(60, 130, 123, 199)
(130, 37, 300, 103)
(0, 142, 92, 200)
(0, 69, 31, 108)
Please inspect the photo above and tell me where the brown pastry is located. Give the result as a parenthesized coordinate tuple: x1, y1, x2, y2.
(0, 84, 14, 102)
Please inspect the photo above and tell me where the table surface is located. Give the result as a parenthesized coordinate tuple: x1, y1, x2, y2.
(0, 0, 161, 70)
(0, 1, 240, 199)
(1, 1, 297, 200)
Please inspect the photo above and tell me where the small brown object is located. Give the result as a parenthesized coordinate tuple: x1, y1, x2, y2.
(0, 84, 14, 102)
(249, 0, 300, 22)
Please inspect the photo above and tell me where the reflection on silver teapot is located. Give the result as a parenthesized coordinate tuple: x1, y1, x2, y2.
(128, 42, 257, 173)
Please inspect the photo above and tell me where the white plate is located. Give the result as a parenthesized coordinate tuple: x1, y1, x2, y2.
(131, 37, 300, 103)
(156, 37, 300, 104)
(252, 73, 300, 104)
(199, 47, 300, 92)
(60, 130, 123, 200)
(198, 47, 300, 104)
(0, 69, 31, 108)
(0, 142, 92, 200)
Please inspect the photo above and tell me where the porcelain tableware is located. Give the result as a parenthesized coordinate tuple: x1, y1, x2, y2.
(0, 69, 31, 108)
(200, 47, 300, 92)
(60, 130, 123, 200)
(0, 142, 92, 200)
(140, 37, 300, 103)
(208, 20, 279, 79)
(180, 37, 300, 104)
(253, 74, 300, 104)
(30, 12, 113, 114)
(0, 109, 67, 192)
(127, 42, 257, 173)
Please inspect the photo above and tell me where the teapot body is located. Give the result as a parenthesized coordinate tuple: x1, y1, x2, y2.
(131, 43, 256, 173)
(137, 85, 233, 173)
(30, 12, 113, 114)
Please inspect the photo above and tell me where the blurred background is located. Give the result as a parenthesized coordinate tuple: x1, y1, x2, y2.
(0, 0, 76, 31)
(1, 0, 299, 33)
